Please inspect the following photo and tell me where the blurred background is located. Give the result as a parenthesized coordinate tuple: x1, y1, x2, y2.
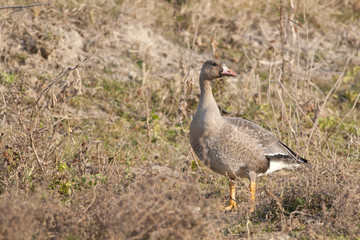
(0, 0, 359, 239)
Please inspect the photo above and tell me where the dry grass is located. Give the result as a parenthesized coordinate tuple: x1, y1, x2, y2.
(0, 0, 359, 239)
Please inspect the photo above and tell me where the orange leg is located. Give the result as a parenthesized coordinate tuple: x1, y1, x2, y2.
(249, 181, 256, 212)
(224, 181, 237, 210)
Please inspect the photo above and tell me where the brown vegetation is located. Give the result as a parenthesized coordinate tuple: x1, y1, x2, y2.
(0, 0, 359, 239)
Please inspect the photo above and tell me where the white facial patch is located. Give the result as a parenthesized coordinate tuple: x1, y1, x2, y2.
(221, 65, 230, 74)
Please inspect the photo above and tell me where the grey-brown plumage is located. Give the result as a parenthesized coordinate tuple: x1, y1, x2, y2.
(189, 59, 308, 210)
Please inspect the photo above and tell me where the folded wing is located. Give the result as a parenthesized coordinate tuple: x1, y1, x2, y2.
(223, 117, 307, 164)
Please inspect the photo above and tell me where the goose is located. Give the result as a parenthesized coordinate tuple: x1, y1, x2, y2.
(189, 59, 308, 210)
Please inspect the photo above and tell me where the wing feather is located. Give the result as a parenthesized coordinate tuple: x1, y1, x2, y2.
(223, 117, 307, 164)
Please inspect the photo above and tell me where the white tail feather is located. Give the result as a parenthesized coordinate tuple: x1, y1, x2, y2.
(258, 160, 300, 176)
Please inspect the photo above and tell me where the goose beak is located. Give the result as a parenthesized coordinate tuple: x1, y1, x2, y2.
(220, 65, 237, 77)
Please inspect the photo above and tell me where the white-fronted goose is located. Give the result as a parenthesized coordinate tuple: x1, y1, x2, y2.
(189, 60, 308, 210)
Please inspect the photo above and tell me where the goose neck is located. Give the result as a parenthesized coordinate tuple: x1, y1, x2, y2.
(198, 76, 220, 117)
(200, 78, 213, 95)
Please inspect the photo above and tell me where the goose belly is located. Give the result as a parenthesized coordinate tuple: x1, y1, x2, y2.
(190, 137, 268, 179)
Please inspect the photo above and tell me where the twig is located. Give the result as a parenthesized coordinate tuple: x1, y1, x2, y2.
(279, 1, 286, 82)
(246, 214, 251, 239)
(0, 2, 51, 10)
(265, 187, 284, 213)
(267, 52, 281, 138)
(188, 0, 210, 70)
(77, 186, 97, 224)
(302, 0, 310, 98)
(278, 80, 331, 158)
(323, 91, 360, 146)
(172, 3, 186, 75)
(104, 142, 125, 174)
(29, 58, 87, 171)
(0, 88, 6, 126)
(290, 0, 301, 135)
(83, 186, 97, 213)
(275, 67, 294, 134)
(138, 61, 151, 147)
(34, 57, 88, 107)
(30, 130, 44, 172)
(18, 114, 45, 172)
(265, 186, 287, 232)
(187, 146, 200, 169)
(38, 117, 66, 133)
(145, 101, 151, 146)
(307, 51, 355, 146)
(143, 63, 151, 147)
(44, 133, 69, 162)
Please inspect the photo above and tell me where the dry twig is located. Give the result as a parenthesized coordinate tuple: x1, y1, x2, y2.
(0, 2, 51, 10)
(188, 0, 210, 70)
(307, 51, 356, 146)
(33, 58, 88, 108)
(323, 91, 360, 146)
(0, 88, 6, 126)
(29, 58, 87, 172)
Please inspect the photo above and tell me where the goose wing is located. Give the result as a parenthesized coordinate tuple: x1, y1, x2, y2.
(223, 117, 307, 164)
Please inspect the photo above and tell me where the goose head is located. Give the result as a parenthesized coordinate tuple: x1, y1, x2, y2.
(200, 60, 237, 81)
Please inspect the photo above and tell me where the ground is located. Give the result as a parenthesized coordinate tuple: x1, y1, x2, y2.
(0, 0, 359, 239)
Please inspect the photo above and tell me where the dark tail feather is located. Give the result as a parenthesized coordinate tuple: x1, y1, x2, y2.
(278, 141, 309, 164)
(297, 156, 308, 164)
